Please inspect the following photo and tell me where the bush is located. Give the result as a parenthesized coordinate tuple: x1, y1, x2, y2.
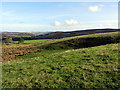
(18, 37, 24, 44)
(3, 37, 13, 44)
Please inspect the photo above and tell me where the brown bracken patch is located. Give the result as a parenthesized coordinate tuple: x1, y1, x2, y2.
(2, 43, 43, 62)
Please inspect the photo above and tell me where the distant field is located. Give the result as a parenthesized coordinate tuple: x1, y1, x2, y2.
(23, 39, 51, 43)
(13, 39, 51, 44)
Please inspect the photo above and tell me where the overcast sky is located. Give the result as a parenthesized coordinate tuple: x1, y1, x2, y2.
(1, 2, 118, 32)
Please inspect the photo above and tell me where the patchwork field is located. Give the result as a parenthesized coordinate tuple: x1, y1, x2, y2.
(2, 32, 120, 88)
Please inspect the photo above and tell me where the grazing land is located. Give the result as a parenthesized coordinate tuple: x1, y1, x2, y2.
(2, 32, 120, 88)
(13, 39, 51, 44)
(3, 43, 119, 88)
(21, 39, 51, 43)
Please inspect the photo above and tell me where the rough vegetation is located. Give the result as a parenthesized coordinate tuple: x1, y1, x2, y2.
(2, 39, 52, 61)
(2, 32, 119, 61)
(2, 43, 119, 88)
(38, 32, 120, 50)
(2, 45, 42, 62)
(2, 32, 120, 88)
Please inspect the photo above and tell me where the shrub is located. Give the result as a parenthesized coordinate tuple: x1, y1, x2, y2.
(18, 37, 24, 44)
(3, 37, 13, 44)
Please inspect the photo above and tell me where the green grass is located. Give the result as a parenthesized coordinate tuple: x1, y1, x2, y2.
(2, 32, 120, 88)
(4, 32, 119, 47)
(2, 43, 119, 88)
(23, 39, 51, 43)
(13, 39, 51, 44)
(37, 32, 120, 50)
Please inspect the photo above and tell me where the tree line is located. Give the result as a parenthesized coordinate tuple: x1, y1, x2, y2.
(2, 36, 24, 45)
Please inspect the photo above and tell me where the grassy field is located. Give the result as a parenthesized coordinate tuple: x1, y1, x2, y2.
(2, 32, 119, 62)
(2, 44, 119, 88)
(13, 39, 51, 44)
(38, 32, 120, 50)
(2, 32, 120, 88)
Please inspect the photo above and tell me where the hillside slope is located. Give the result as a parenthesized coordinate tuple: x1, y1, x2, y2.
(2, 32, 119, 62)
(32, 28, 119, 39)
(3, 43, 119, 88)
(38, 32, 120, 50)
(5, 29, 118, 41)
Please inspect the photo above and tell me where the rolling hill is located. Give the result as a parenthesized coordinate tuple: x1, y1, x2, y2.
(2, 31, 120, 88)
(3, 43, 119, 88)
(33, 28, 119, 39)
(2, 28, 118, 41)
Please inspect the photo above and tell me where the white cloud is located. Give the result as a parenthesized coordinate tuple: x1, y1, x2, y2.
(51, 19, 88, 27)
(1, 19, 117, 32)
(52, 21, 62, 26)
(51, 19, 86, 27)
(88, 5, 101, 12)
(65, 19, 79, 25)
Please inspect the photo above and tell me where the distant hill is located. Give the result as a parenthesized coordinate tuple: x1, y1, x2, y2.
(1, 32, 47, 40)
(2, 28, 119, 41)
(1, 32, 46, 37)
(31, 28, 119, 39)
